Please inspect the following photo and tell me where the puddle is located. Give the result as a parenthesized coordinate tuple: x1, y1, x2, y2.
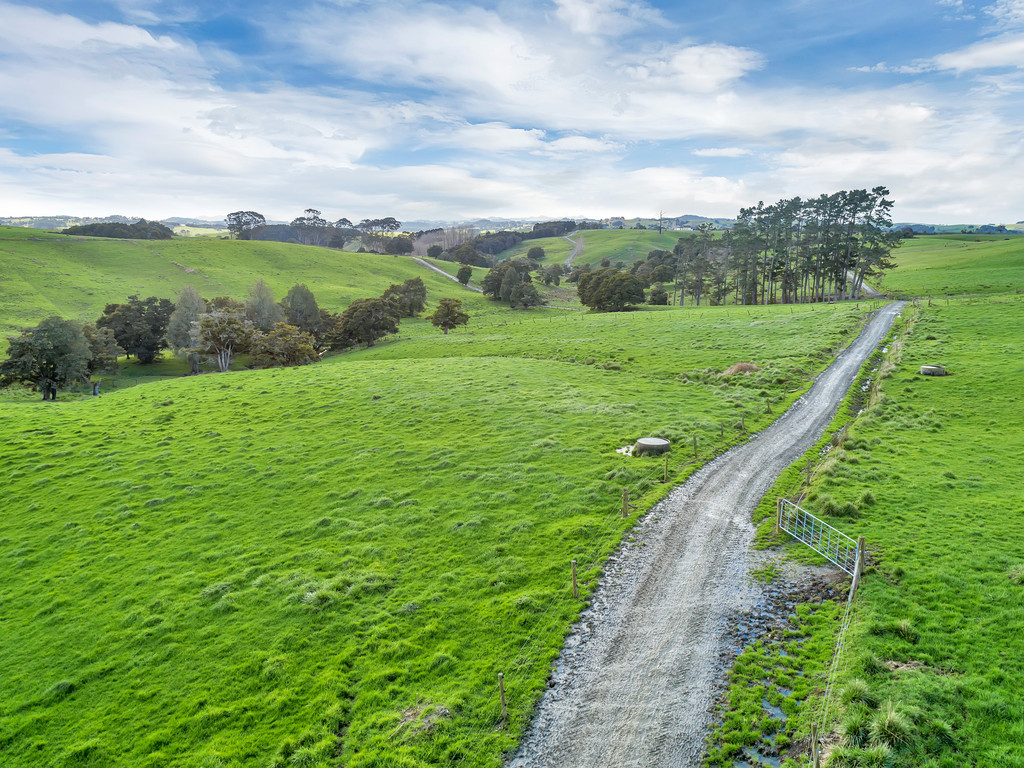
(737, 747, 783, 767)
(762, 698, 787, 720)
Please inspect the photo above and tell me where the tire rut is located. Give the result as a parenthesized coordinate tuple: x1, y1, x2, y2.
(508, 301, 906, 768)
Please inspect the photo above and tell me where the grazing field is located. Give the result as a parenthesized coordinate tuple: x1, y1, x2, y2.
(0, 226, 484, 346)
(707, 296, 1024, 766)
(879, 234, 1024, 297)
(495, 229, 681, 267)
(0, 294, 870, 767)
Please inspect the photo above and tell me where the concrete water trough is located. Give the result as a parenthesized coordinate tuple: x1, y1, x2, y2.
(919, 364, 947, 376)
(634, 437, 671, 456)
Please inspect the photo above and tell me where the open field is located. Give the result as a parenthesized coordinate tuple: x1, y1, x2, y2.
(495, 229, 680, 268)
(0, 287, 871, 767)
(0, 226, 491, 346)
(879, 234, 1024, 297)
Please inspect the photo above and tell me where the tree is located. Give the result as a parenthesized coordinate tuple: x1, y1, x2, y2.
(191, 312, 252, 372)
(250, 323, 319, 368)
(82, 323, 123, 376)
(577, 268, 645, 311)
(332, 298, 401, 349)
(1, 317, 90, 400)
(166, 285, 207, 374)
(510, 281, 544, 309)
(451, 243, 489, 267)
(97, 295, 174, 364)
(542, 264, 563, 286)
(280, 284, 322, 336)
(225, 211, 266, 240)
(427, 244, 444, 259)
(527, 246, 546, 261)
(500, 265, 522, 303)
(245, 279, 285, 331)
(62, 219, 173, 239)
(429, 298, 470, 334)
(357, 217, 402, 252)
(290, 209, 332, 246)
(456, 264, 473, 285)
(384, 236, 414, 255)
(381, 277, 427, 317)
(648, 283, 669, 305)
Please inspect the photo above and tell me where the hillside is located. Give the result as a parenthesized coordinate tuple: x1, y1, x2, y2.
(880, 234, 1024, 297)
(0, 286, 872, 766)
(0, 226, 488, 344)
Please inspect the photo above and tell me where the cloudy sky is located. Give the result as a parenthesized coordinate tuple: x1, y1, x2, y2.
(1, 0, 1022, 224)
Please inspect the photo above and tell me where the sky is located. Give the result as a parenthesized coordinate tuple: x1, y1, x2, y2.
(0, 0, 1022, 225)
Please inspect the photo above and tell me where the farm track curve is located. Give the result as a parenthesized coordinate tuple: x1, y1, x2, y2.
(508, 301, 906, 768)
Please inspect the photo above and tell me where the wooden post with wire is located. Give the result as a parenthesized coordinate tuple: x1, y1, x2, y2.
(806, 457, 812, 486)
(692, 434, 698, 459)
(776, 498, 783, 536)
(571, 560, 579, 599)
(498, 673, 507, 720)
(663, 454, 669, 483)
(621, 488, 637, 518)
(811, 723, 820, 767)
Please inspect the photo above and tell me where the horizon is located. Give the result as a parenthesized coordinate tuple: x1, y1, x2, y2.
(1, 1, 1022, 224)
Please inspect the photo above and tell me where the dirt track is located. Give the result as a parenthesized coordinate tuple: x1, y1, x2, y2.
(508, 301, 906, 768)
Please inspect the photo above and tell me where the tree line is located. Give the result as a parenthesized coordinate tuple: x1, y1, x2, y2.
(1, 278, 470, 399)
(62, 219, 174, 240)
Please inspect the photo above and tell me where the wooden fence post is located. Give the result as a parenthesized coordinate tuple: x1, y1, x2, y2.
(621, 488, 629, 518)
(571, 560, 579, 599)
(776, 498, 783, 536)
(806, 457, 812, 486)
(663, 454, 669, 483)
(692, 434, 698, 459)
(811, 723, 820, 768)
(498, 673, 507, 720)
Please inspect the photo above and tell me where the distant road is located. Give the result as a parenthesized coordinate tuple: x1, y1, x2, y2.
(413, 257, 482, 293)
(563, 232, 583, 269)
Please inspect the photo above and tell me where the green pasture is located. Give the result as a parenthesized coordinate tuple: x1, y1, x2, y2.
(880, 234, 1024, 297)
(0, 297, 870, 767)
(0, 226, 485, 346)
(708, 296, 1024, 766)
(495, 229, 680, 268)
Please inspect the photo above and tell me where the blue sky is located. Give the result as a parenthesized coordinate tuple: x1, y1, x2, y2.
(1, 0, 1022, 224)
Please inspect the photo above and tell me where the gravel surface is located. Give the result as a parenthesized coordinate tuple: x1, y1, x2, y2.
(508, 301, 905, 768)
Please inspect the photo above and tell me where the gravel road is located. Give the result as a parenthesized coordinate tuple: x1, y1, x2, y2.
(508, 301, 906, 768)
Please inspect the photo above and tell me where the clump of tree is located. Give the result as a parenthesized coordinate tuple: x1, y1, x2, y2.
(430, 298, 470, 334)
(190, 312, 252, 372)
(456, 264, 473, 285)
(577, 268, 645, 311)
(250, 324, 319, 368)
(326, 298, 401, 349)
(245, 279, 285, 331)
(63, 219, 173, 240)
(381, 278, 427, 317)
(482, 259, 544, 309)
(725, 187, 900, 304)
(97, 295, 175, 363)
(225, 211, 266, 240)
(0, 317, 92, 400)
(166, 286, 207, 374)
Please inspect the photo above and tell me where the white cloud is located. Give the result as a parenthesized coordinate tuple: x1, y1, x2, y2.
(553, 0, 665, 37)
(931, 32, 1024, 70)
(986, 0, 1024, 26)
(694, 147, 753, 157)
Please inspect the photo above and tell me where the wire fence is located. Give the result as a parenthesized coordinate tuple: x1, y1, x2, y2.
(778, 499, 859, 575)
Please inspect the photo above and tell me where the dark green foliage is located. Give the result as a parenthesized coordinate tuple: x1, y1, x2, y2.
(62, 218, 173, 239)
(280, 284, 322, 336)
(384, 236, 414, 255)
(331, 297, 401, 348)
(245, 279, 285, 331)
(0, 316, 91, 399)
(96, 295, 174, 364)
(510, 281, 543, 310)
(482, 260, 534, 302)
(451, 243, 490, 267)
(577, 267, 645, 311)
(427, 244, 444, 259)
(224, 211, 266, 240)
(381, 278, 427, 317)
(81, 323, 122, 376)
(191, 312, 253, 372)
(648, 283, 669, 305)
(527, 246, 546, 261)
(456, 264, 473, 285)
(250, 323, 319, 368)
(429, 298, 470, 334)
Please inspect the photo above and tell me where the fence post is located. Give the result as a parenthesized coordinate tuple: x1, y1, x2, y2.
(810, 723, 820, 768)
(692, 434, 698, 459)
(776, 498, 782, 535)
(806, 457, 812, 486)
(663, 454, 669, 483)
(848, 535, 867, 603)
(498, 673, 507, 720)
(621, 488, 629, 518)
(571, 560, 579, 599)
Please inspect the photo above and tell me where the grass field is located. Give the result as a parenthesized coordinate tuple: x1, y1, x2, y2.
(880, 234, 1024, 297)
(0, 292, 872, 767)
(0, 226, 490, 347)
(495, 229, 681, 268)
